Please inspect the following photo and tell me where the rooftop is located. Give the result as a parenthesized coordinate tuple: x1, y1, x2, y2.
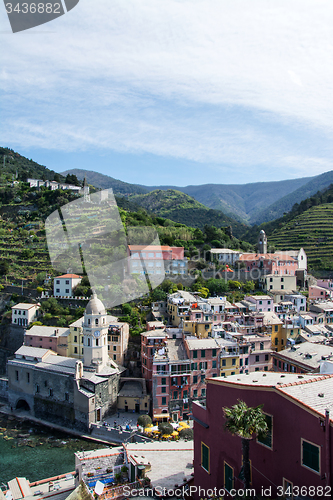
(274, 341, 333, 369)
(185, 337, 219, 350)
(25, 325, 70, 338)
(55, 274, 82, 279)
(12, 303, 39, 310)
(124, 441, 194, 489)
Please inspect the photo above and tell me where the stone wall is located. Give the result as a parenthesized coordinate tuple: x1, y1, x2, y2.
(0, 377, 8, 400)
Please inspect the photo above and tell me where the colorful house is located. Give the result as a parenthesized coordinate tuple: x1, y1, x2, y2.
(192, 372, 333, 498)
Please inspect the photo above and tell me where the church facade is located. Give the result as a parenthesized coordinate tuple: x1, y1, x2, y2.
(7, 294, 123, 431)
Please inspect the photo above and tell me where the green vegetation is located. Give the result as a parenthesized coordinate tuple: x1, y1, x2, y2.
(128, 189, 248, 237)
(223, 400, 268, 490)
(137, 414, 152, 428)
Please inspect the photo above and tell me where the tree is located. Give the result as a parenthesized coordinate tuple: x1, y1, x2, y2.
(158, 422, 173, 435)
(137, 414, 152, 428)
(223, 400, 268, 490)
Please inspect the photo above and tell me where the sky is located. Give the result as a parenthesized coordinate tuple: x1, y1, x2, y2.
(1, 0, 333, 186)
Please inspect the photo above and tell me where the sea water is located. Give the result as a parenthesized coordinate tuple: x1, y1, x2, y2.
(0, 415, 108, 486)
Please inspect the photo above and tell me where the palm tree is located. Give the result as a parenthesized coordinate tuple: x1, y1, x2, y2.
(223, 400, 268, 490)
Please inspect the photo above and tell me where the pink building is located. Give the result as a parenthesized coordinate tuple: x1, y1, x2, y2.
(239, 253, 298, 275)
(244, 295, 274, 313)
(309, 285, 332, 301)
(24, 325, 70, 357)
(193, 373, 333, 498)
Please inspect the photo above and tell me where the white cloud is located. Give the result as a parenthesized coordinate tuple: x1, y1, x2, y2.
(1, 0, 333, 182)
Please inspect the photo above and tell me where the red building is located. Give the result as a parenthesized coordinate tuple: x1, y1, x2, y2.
(193, 372, 333, 498)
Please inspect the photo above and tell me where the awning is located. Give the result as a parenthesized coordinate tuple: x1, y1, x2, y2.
(153, 413, 170, 419)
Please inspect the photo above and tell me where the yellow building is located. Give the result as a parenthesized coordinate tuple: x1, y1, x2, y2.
(117, 378, 150, 413)
(182, 320, 212, 338)
(217, 341, 240, 377)
(262, 312, 285, 352)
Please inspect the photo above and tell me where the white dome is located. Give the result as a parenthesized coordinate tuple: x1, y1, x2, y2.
(85, 293, 106, 315)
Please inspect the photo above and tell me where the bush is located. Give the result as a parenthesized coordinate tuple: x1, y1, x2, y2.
(179, 428, 193, 440)
(36, 286, 43, 293)
(137, 414, 152, 428)
(158, 422, 173, 435)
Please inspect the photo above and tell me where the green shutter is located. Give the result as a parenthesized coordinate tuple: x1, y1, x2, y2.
(201, 443, 209, 472)
(302, 441, 319, 472)
(224, 463, 233, 491)
(258, 415, 272, 448)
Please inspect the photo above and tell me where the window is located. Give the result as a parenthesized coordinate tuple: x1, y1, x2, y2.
(245, 358, 248, 365)
(49, 388, 53, 397)
(95, 318, 98, 325)
(212, 349, 216, 357)
(87, 338, 91, 346)
(113, 345, 117, 351)
(26, 372, 30, 383)
(36, 384, 40, 393)
(56, 288, 60, 293)
(240, 358, 243, 366)
(193, 375, 198, 383)
(212, 360, 217, 369)
(232, 358, 236, 366)
(193, 351, 197, 358)
(201, 388, 206, 396)
(275, 338, 278, 346)
(113, 354, 117, 360)
(162, 387, 166, 393)
(162, 397, 166, 405)
(161, 377, 166, 385)
(260, 342, 264, 350)
(193, 389, 198, 397)
(201, 443, 210, 472)
(258, 414, 272, 449)
(65, 289, 69, 293)
(44, 380, 48, 387)
(191, 362, 197, 370)
(265, 354, 269, 361)
(224, 463, 234, 492)
(65, 393, 69, 401)
(96, 339, 99, 346)
(201, 374, 205, 383)
(302, 439, 320, 473)
(74, 336, 77, 343)
(173, 391, 178, 399)
(201, 350, 205, 358)
(74, 347, 78, 354)
(15, 370, 19, 381)
(56, 280, 60, 284)
(255, 355, 260, 362)
(222, 359, 226, 367)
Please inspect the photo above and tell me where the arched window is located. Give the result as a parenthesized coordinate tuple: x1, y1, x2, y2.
(87, 338, 91, 346)
(96, 339, 99, 346)
(88, 318, 91, 325)
(95, 318, 98, 326)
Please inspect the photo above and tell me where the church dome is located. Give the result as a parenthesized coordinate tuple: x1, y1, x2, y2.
(85, 293, 106, 315)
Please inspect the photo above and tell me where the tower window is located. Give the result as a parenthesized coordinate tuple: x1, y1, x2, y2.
(95, 318, 98, 326)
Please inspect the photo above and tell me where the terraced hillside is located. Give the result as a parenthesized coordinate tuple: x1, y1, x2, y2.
(268, 203, 333, 271)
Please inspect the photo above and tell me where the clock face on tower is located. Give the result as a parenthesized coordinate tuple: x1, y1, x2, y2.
(94, 330, 101, 338)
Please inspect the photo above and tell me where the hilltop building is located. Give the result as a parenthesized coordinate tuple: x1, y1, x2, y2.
(8, 294, 122, 430)
(127, 245, 188, 276)
(53, 274, 82, 297)
(11, 303, 40, 326)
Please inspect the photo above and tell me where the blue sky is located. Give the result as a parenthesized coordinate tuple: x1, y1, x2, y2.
(2, 0, 333, 186)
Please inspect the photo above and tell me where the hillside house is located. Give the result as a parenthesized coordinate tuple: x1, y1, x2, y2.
(53, 273, 82, 297)
(12, 303, 40, 326)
